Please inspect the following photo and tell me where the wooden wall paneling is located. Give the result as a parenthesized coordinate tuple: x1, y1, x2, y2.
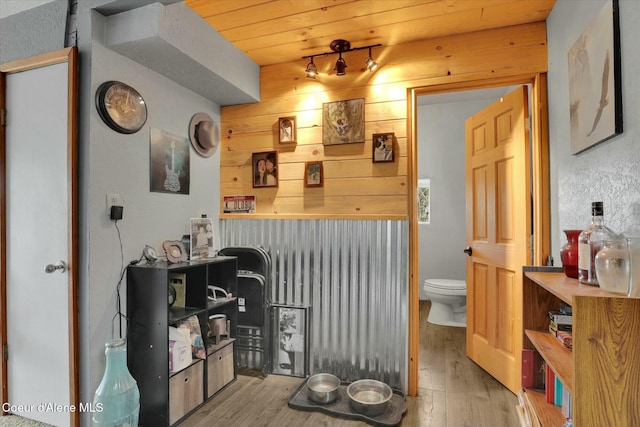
(220, 21, 547, 220)
(223, 100, 406, 136)
(188, 1, 553, 66)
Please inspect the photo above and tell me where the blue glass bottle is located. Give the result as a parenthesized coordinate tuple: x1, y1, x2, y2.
(92, 338, 140, 427)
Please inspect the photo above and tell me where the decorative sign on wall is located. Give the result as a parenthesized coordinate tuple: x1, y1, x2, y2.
(223, 195, 256, 213)
(322, 98, 365, 145)
(150, 129, 190, 194)
(568, 0, 622, 154)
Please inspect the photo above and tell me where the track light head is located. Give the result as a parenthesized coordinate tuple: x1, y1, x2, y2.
(334, 54, 347, 76)
(305, 58, 318, 79)
(365, 48, 379, 72)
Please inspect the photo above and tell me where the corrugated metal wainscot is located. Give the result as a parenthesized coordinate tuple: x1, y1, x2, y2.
(221, 219, 409, 392)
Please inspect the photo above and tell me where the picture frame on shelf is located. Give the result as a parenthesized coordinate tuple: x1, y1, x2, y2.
(279, 116, 297, 144)
(271, 304, 309, 377)
(372, 132, 394, 162)
(322, 98, 365, 145)
(304, 161, 323, 187)
(252, 151, 278, 188)
(190, 217, 214, 260)
(568, 0, 622, 154)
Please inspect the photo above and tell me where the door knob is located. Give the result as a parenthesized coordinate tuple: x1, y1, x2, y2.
(45, 261, 66, 273)
(463, 247, 473, 256)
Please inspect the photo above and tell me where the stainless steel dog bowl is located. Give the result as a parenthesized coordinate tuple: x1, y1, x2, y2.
(347, 379, 392, 417)
(307, 373, 340, 404)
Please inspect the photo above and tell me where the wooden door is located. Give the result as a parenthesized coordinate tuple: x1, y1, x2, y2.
(465, 86, 530, 394)
(0, 48, 78, 426)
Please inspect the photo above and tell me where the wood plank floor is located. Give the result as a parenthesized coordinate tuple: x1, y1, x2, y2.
(179, 301, 519, 427)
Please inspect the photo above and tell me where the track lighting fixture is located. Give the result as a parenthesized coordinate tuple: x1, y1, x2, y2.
(305, 57, 318, 79)
(302, 40, 381, 78)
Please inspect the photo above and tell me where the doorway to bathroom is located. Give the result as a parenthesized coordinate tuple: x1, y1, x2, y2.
(407, 74, 551, 396)
(416, 86, 516, 301)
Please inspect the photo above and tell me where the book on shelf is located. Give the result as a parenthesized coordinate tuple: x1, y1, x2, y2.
(556, 330, 573, 349)
(554, 376, 563, 406)
(545, 364, 555, 403)
(521, 349, 545, 389)
(548, 310, 572, 324)
(562, 386, 572, 419)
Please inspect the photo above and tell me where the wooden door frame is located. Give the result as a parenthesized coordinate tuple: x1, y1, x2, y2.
(0, 47, 79, 426)
(406, 73, 550, 396)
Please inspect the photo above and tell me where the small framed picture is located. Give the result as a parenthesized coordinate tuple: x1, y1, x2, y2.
(279, 116, 297, 144)
(252, 151, 278, 188)
(271, 304, 309, 377)
(372, 133, 394, 162)
(190, 217, 214, 260)
(304, 161, 323, 187)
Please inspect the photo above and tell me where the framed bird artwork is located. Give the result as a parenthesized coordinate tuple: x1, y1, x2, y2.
(567, 0, 623, 154)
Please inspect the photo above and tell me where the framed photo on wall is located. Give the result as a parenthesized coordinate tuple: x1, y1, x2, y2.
(418, 179, 431, 224)
(322, 98, 365, 145)
(304, 161, 323, 187)
(568, 0, 622, 154)
(372, 133, 394, 162)
(252, 151, 278, 188)
(271, 305, 309, 377)
(279, 116, 297, 144)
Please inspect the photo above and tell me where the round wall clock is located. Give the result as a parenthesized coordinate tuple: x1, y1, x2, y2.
(95, 81, 147, 134)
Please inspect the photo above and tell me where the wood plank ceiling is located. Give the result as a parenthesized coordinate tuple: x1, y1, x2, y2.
(185, 0, 556, 67)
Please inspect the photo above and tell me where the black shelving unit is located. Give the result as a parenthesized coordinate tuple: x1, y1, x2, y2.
(127, 256, 238, 427)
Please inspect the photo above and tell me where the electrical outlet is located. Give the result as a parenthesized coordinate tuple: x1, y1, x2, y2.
(106, 193, 123, 212)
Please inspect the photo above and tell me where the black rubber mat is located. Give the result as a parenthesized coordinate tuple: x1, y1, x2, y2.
(288, 378, 407, 427)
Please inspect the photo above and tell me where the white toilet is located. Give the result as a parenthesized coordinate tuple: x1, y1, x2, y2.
(423, 279, 467, 327)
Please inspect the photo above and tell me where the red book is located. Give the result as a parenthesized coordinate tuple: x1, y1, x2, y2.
(545, 364, 555, 403)
(522, 349, 546, 389)
(522, 349, 535, 388)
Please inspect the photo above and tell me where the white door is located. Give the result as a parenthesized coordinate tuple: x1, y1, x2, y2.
(1, 48, 78, 426)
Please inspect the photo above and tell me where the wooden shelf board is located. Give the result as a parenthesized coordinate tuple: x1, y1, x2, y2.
(169, 306, 206, 323)
(525, 330, 573, 394)
(206, 337, 236, 355)
(524, 388, 566, 427)
(524, 272, 621, 305)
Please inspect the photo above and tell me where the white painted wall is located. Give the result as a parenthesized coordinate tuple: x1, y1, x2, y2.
(1, 2, 257, 424)
(0, 0, 56, 18)
(416, 98, 494, 299)
(82, 10, 222, 416)
(547, 0, 640, 261)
